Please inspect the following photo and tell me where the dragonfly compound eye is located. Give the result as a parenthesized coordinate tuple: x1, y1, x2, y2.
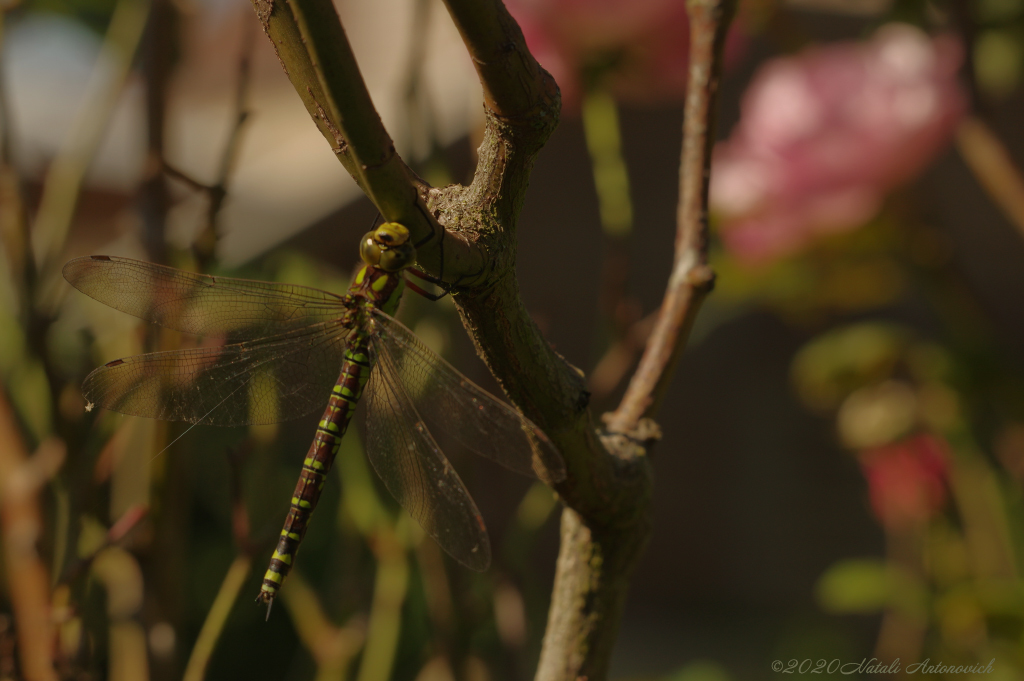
(374, 222, 411, 246)
(359, 232, 382, 266)
(377, 242, 416, 272)
(361, 223, 414, 272)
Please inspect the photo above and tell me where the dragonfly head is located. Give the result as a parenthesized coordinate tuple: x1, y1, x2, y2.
(360, 222, 416, 272)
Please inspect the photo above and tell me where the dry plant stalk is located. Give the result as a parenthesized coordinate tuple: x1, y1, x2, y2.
(0, 393, 64, 681)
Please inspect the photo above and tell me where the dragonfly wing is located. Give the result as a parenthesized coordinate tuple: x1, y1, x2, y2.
(84, 321, 351, 425)
(368, 309, 566, 484)
(364, 344, 490, 571)
(64, 255, 348, 339)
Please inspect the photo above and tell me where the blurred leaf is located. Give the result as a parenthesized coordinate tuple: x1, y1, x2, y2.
(925, 521, 972, 587)
(713, 214, 907, 318)
(935, 586, 987, 645)
(77, 515, 108, 558)
(791, 323, 909, 411)
(977, 0, 1024, 23)
(816, 558, 926, 614)
(905, 342, 953, 383)
(975, 30, 1023, 98)
(974, 579, 1024, 616)
(837, 380, 917, 449)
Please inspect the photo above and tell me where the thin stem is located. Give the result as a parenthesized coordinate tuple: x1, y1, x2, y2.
(181, 555, 253, 681)
(30, 0, 150, 275)
(605, 0, 736, 434)
(588, 310, 659, 400)
(956, 116, 1024, 240)
(582, 91, 633, 239)
(355, 530, 409, 681)
(191, 14, 256, 269)
(138, 0, 176, 264)
(280, 572, 365, 681)
(581, 89, 642, 400)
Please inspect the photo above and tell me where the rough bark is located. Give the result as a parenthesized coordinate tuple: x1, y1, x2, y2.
(248, 0, 734, 677)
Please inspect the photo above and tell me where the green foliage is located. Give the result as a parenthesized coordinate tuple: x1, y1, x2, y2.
(817, 559, 926, 615)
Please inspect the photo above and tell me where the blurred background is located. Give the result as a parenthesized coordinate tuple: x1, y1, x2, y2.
(1, 0, 1023, 678)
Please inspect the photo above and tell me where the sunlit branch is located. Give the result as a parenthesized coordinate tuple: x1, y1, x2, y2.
(441, 0, 558, 118)
(605, 0, 737, 434)
(249, 0, 483, 278)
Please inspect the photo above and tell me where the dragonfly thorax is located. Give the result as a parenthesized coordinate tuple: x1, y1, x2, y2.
(360, 222, 415, 272)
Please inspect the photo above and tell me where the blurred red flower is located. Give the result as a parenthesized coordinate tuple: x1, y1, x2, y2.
(507, 0, 743, 111)
(710, 24, 966, 265)
(858, 433, 950, 532)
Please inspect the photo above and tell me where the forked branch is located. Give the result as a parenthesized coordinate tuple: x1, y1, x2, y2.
(245, 0, 733, 678)
(442, 0, 559, 118)
(249, 0, 480, 277)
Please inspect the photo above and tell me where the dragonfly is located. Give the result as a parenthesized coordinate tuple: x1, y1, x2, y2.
(64, 222, 566, 610)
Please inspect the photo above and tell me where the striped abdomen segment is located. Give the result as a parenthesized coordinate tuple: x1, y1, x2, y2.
(258, 344, 373, 604)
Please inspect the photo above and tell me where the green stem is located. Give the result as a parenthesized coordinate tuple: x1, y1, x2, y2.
(581, 91, 633, 238)
(355, 533, 409, 681)
(281, 571, 365, 681)
(181, 555, 253, 681)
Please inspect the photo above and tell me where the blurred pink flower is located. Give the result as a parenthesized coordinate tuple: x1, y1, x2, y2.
(859, 433, 950, 532)
(507, 0, 744, 111)
(710, 24, 966, 265)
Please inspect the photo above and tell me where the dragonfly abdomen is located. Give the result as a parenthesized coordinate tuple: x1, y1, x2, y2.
(258, 345, 372, 604)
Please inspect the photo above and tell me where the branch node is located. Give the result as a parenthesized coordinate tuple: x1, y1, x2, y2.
(600, 414, 662, 452)
(688, 264, 715, 289)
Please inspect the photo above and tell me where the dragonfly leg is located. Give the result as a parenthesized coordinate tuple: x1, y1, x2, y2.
(406, 274, 451, 302)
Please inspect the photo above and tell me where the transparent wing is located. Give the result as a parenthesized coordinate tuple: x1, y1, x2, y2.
(368, 308, 566, 484)
(83, 321, 351, 425)
(364, 345, 490, 571)
(64, 255, 349, 340)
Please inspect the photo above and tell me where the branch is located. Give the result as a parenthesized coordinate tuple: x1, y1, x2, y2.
(441, 0, 558, 118)
(535, 1, 735, 676)
(249, 0, 482, 277)
(605, 0, 736, 435)
(251, 1, 659, 678)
